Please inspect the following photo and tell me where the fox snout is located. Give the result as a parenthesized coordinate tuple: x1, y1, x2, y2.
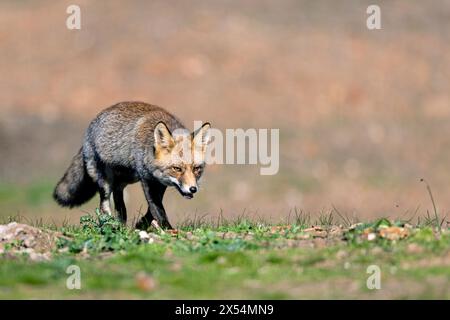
(178, 183, 198, 199)
(168, 175, 197, 199)
(171, 169, 199, 199)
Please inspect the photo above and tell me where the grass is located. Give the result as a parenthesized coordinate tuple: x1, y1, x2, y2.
(420, 178, 447, 230)
(0, 211, 449, 299)
(0, 180, 55, 208)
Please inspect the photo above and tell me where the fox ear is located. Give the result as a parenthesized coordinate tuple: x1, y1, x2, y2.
(193, 122, 211, 149)
(154, 122, 174, 150)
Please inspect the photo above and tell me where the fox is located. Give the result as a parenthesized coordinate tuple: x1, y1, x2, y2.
(53, 101, 211, 230)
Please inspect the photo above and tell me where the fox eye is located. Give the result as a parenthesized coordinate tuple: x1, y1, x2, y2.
(172, 166, 183, 172)
(193, 165, 202, 173)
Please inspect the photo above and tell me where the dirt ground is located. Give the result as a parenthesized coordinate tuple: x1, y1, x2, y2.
(0, 218, 448, 299)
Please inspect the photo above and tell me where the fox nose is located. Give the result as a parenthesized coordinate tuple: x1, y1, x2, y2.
(189, 186, 198, 194)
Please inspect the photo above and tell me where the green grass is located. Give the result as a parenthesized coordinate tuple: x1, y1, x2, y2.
(0, 212, 449, 299)
(0, 180, 55, 208)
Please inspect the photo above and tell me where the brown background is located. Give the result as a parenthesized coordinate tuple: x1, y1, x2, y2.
(1, 0, 449, 225)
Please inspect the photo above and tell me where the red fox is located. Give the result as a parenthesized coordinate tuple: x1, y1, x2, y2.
(53, 101, 211, 230)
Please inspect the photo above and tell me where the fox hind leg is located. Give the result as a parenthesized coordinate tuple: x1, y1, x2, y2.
(98, 180, 112, 215)
(85, 157, 113, 216)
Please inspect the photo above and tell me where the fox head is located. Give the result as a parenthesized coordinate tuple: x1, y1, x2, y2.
(152, 122, 211, 199)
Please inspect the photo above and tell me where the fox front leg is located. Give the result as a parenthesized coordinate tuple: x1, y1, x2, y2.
(137, 180, 173, 230)
(112, 185, 127, 223)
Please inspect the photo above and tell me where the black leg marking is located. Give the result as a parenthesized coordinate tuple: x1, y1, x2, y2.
(113, 185, 127, 224)
(136, 180, 172, 230)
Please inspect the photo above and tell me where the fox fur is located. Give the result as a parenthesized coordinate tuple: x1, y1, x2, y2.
(53, 101, 211, 229)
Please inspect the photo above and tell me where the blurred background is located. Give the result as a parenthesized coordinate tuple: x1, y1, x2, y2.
(0, 0, 449, 225)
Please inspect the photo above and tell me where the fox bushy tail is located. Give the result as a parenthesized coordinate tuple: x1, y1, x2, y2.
(53, 148, 97, 207)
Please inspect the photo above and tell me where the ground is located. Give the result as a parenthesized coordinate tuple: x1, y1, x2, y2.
(0, 213, 448, 299)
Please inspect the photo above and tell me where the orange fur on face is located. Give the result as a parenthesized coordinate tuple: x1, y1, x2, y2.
(153, 122, 210, 188)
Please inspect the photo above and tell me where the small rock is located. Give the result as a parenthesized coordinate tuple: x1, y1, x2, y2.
(137, 230, 160, 244)
(0, 222, 63, 259)
(28, 251, 51, 262)
(304, 226, 323, 233)
(379, 226, 409, 241)
(23, 237, 36, 248)
(135, 272, 157, 292)
(138, 230, 150, 241)
(304, 226, 327, 238)
(328, 226, 343, 238)
(295, 233, 311, 240)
